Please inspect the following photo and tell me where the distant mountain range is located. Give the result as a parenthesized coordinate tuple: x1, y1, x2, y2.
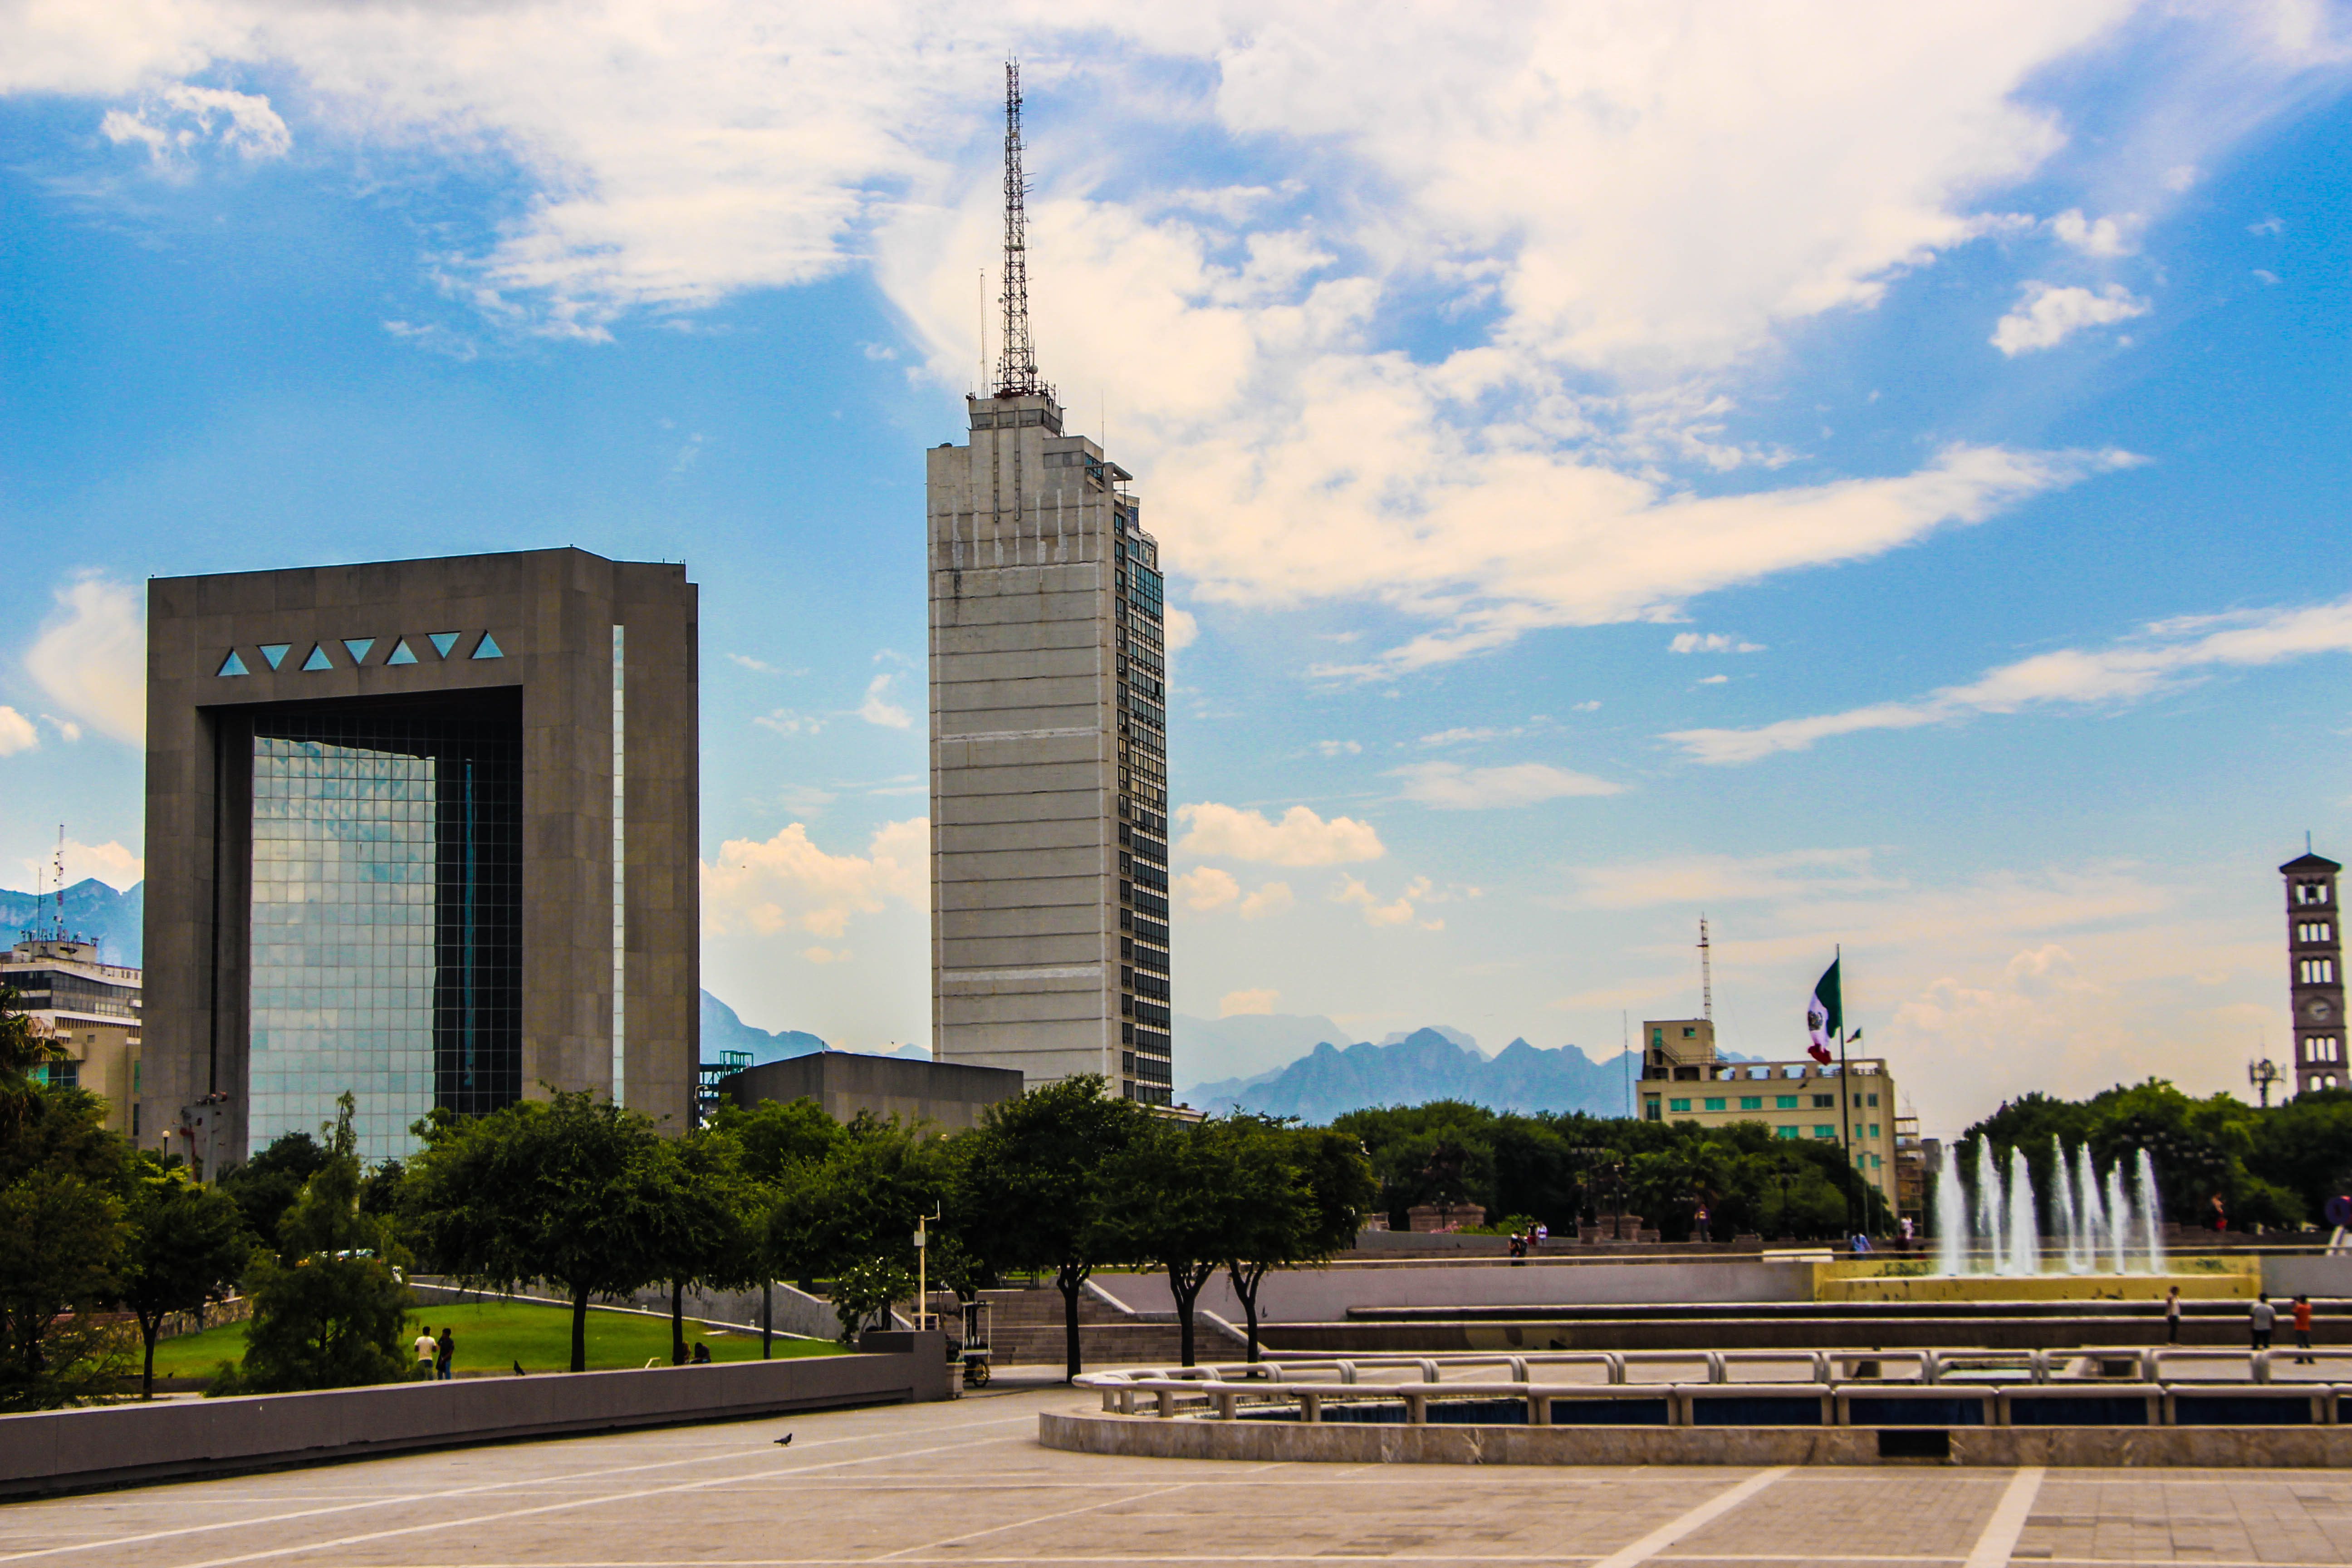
(1, 879, 142, 965)
(1180, 1026, 1642, 1123)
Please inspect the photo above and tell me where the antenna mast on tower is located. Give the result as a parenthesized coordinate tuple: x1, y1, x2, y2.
(1698, 913, 1713, 1022)
(994, 60, 1049, 401)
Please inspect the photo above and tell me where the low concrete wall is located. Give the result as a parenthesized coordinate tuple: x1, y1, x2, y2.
(1093, 1260, 1813, 1323)
(2264, 1254, 2352, 1298)
(1040, 1407, 2352, 1468)
(0, 1338, 950, 1500)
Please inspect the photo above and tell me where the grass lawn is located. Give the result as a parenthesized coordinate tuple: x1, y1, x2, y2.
(147, 1299, 846, 1381)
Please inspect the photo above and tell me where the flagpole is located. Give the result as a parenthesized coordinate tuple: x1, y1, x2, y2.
(1837, 944, 1857, 1242)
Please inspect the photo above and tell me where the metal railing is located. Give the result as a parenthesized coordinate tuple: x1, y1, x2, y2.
(1075, 1348, 2352, 1428)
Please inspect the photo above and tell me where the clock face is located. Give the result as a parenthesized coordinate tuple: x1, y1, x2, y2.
(2313, 999, 2337, 1022)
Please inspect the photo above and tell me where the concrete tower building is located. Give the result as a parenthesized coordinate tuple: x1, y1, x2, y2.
(2282, 849, 2344, 1095)
(926, 64, 1173, 1104)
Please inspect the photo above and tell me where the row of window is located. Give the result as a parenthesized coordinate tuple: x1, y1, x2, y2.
(2300, 957, 2338, 985)
(2294, 881, 2334, 906)
(1668, 1093, 1880, 1112)
(2296, 921, 2336, 945)
(2303, 1036, 2343, 1064)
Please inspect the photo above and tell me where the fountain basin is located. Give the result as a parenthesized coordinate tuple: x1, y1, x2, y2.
(1815, 1256, 2258, 1304)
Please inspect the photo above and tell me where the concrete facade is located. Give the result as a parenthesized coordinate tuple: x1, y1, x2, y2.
(720, 1051, 1024, 1132)
(143, 548, 698, 1161)
(2281, 850, 2345, 1094)
(927, 393, 1172, 1103)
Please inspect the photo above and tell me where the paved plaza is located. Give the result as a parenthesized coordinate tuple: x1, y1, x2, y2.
(5, 1375, 2352, 1568)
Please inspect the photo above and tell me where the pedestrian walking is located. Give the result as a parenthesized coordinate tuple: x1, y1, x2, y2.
(1533, 1221, 1548, 1250)
(2250, 1293, 2276, 1354)
(2293, 1295, 2314, 1364)
(413, 1326, 438, 1380)
(435, 1326, 456, 1381)
(2165, 1286, 2182, 1344)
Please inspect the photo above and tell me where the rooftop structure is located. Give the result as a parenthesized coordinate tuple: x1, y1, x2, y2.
(926, 64, 1172, 1103)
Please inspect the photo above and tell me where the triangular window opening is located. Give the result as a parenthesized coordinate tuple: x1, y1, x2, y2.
(258, 643, 292, 670)
(472, 632, 504, 660)
(301, 644, 333, 671)
(429, 632, 461, 658)
(342, 638, 375, 665)
(216, 650, 250, 677)
(386, 639, 419, 666)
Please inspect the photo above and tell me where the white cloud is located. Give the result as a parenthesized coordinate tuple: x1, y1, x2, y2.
(1668, 632, 1765, 654)
(801, 946, 849, 964)
(1239, 881, 1294, 919)
(2248, 215, 2285, 235)
(755, 710, 824, 736)
(1218, 987, 1279, 1017)
(702, 818, 926, 941)
(1313, 739, 1362, 757)
(24, 6, 2318, 665)
(25, 577, 143, 745)
(1666, 593, 2352, 764)
(856, 672, 911, 729)
(1990, 281, 2151, 355)
(14, 838, 147, 895)
(1391, 760, 1623, 808)
(1419, 726, 1506, 747)
(1174, 866, 1240, 912)
(1696, 673, 1728, 684)
(102, 85, 290, 166)
(1162, 606, 1198, 652)
(1331, 874, 1430, 928)
(39, 714, 82, 743)
(1176, 802, 1384, 865)
(2048, 207, 2139, 256)
(1570, 848, 1896, 910)
(0, 709, 35, 757)
(728, 652, 784, 675)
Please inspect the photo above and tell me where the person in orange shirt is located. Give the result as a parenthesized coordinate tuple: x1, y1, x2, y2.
(2292, 1295, 2315, 1365)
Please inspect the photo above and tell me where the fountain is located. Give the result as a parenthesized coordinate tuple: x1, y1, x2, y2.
(1840, 1135, 2248, 1303)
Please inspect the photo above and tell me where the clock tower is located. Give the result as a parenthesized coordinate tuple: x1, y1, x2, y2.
(2282, 849, 2345, 1096)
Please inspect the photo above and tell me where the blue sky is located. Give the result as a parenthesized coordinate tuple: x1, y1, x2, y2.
(4, 4, 2350, 1135)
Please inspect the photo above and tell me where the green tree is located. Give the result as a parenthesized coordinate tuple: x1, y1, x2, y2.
(708, 1096, 847, 1183)
(0, 1080, 136, 1409)
(829, 1257, 915, 1343)
(219, 1130, 330, 1253)
(0, 985, 67, 1136)
(229, 1093, 414, 1394)
(119, 1166, 248, 1399)
(953, 1077, 1148, 1381)
(401, 1089, 672, 1372)
(1090, 1118, 1232, 1368)
(1220, 1121, 1374, 1362)
(647, 1130, 759, 1364)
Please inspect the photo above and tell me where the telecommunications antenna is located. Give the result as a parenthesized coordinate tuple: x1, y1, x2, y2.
(994, 60, 1049, 401)
(1698, 913, 1713, 1022)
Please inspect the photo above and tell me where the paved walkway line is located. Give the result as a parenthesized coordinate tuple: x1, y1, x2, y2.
(1961, 1466, 2044, 1568)
(0, 1409, 1042, 1566)
(161, 1429, 1035, 1568)
(1587, 1465, 1793, 1568)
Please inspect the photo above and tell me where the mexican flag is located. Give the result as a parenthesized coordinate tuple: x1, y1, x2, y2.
(1805, 957, 1841, 1065)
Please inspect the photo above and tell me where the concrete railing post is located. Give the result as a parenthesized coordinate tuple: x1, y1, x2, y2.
(1404, 1392, 1427, 1425)
(1299, 1390, 1323, 1424)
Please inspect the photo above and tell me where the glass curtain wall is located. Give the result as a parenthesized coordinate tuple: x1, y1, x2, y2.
(246, 698, 521, 1160)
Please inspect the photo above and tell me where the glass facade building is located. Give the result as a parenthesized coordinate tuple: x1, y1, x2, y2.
(245, 697, 522, 1160)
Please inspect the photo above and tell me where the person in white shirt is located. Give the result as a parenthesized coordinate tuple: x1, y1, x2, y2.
(413, 1328, 438, 1378)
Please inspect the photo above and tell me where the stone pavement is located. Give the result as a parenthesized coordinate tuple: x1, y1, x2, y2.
(5, 1372, 2352, 1567)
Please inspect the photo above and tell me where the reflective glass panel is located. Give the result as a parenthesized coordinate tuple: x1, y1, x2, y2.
(343, 638, 376, 664)
(301, 644, 333, 671)
(429, 632, 461, 657)
(217, 650, 250, 677)
(246, 697, 523, 1161)
(259, 643, 292, 670)
(387, 640, 418, 666)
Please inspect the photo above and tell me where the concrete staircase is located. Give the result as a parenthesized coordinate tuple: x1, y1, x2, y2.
(980, 1285, 1199, 1365)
